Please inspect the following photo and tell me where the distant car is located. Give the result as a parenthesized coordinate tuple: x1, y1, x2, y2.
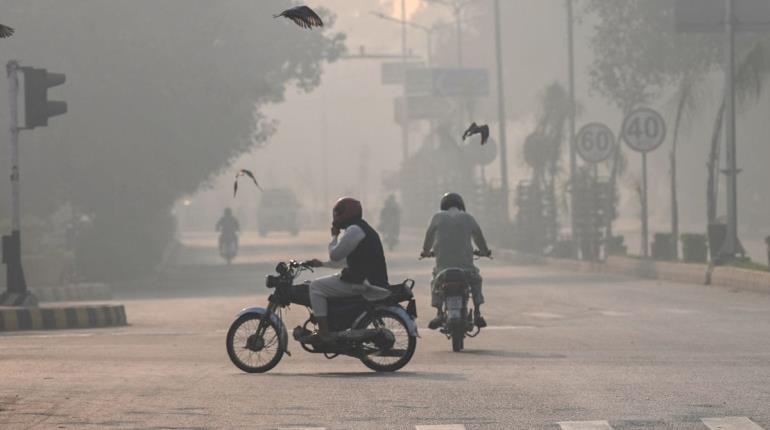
(257, 189, 300, 237)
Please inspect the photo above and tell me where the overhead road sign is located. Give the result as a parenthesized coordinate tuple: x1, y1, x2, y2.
(394, 96, 454, 124)
(405, 68, 489, 97)
(676, 0, 770, 32)
(381, 61, 425, 85)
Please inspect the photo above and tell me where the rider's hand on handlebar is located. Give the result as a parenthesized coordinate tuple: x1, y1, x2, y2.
(420, 250, 435, 259)
(304, 259, 324, 268)
(474, 249, 493, 258)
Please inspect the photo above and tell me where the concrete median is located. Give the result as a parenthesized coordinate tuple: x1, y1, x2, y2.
(0, 303, 127, 331)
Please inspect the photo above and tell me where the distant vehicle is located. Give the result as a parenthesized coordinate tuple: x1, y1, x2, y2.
(257, 189, 300, 237)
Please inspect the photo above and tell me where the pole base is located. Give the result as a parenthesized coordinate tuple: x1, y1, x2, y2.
(0, 291, 38, 307)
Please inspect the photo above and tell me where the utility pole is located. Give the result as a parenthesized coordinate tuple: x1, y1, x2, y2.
(721, 0, 741, 260)
(493, 0, 509, 220)
(566, 0, 578, 256)
(401, 0, 410, 162)
(0, 61, 33, 306)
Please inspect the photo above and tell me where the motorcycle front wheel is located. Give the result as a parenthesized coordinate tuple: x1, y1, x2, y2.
(356, 309, 417, 372)
(226, 313, 284, 373)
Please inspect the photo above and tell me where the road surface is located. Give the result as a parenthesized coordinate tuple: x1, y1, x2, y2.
(1, 230, 769, 429)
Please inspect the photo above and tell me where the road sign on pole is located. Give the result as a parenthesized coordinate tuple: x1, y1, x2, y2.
(576, 122, 616, 164)
(622, 108, 667, 153)
(621, 107, 667, 259)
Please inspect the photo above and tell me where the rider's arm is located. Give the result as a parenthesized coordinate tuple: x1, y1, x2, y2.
(469, 215, 490, 254)
(421, 213, 439, 254)
(323, 225, 366, 267)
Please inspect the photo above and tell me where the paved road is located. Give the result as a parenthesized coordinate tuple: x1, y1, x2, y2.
(2, 230, 770, 430)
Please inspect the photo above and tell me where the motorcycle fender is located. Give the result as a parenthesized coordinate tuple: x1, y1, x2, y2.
(351, 306, 419, 338)
(236, 306, 289, 353)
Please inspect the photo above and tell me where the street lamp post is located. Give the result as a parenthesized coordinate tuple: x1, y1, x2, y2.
(492, 0, 509, 221)
(566, 0, 578, 256)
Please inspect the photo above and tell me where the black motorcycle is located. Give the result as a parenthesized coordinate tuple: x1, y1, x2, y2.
(424, 251, 490, 352)
(226, 260, 419, 373)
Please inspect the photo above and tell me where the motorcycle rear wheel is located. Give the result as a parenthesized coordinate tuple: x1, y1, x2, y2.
(356, 309, 417, 372)
(451, 323, 464, 352)
(226, 313, 284, 373)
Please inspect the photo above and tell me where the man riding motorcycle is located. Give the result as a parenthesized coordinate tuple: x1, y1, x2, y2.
(302, 197, 392, 344)
(216, 208, 240, 255)
(421, 192, 491, 330)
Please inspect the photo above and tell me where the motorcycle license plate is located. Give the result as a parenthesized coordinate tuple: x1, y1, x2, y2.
(446, 296, 463, 319)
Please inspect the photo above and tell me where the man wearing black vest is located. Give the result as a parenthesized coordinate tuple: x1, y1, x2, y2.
(303, 197, 391, 344)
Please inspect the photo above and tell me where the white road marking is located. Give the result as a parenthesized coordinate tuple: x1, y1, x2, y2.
(415, 425, 466, 430)
(702, 417, 766, 430)
(558, 421, 614, 430)
(600, 310, 632, 317)
(525, 312, 564, 319)
(482, 325, 536, 331)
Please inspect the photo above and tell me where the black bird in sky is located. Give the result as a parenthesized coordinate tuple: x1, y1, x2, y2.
(273, 5, 324, 29)
(233, 169, 263, 198)
(462, 122, 490, 145)
(0, 24, 14, 39)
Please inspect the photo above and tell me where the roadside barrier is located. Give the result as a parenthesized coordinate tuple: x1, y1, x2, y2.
(0, 304, 127, 331)
(497, 250, 770, 294)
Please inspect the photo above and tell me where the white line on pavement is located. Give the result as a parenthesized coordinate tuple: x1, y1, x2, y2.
(702, 417, 766, 430)
(525, 312, 564, 319)
(558, 421, 614, 430)
(415, 425, 466, 430)
(478, 325, 536, 331)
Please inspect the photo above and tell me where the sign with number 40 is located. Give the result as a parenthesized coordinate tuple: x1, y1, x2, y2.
(622, 108, 667, 153)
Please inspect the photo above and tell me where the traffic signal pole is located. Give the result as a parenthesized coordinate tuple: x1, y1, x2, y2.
(1, 60, 34, 306)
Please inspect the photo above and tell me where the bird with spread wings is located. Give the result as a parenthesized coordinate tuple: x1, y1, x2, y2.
(462, 122, 490, 146)
(0, 24, 14, 39)
(233, 169, 263, 198)
(274, 5, 323, 29)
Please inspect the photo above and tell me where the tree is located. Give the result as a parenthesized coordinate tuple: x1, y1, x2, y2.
(0, 1, 345, 279)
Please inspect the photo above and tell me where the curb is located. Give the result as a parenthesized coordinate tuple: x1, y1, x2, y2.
(30, 283, 112, 302)
(0, 304, 127, 331)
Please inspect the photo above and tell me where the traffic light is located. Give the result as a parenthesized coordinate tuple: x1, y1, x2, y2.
(21, 67, 67, 129)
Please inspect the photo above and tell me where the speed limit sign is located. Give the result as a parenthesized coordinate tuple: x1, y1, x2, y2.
(576, 122, 616, 163)
(622, 107, 667, 153)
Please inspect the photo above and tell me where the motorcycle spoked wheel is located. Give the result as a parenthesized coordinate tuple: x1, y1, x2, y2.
(355, 309, 417, 372)
(226, 313, 284, 373)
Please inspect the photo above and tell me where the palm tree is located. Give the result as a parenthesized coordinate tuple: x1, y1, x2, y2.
(706, 41, 769, 231)
(667, 73, 703, 259)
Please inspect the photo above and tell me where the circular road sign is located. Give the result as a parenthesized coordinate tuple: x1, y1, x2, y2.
(621, 107, 667, 153)
(576, 122, 616, 163)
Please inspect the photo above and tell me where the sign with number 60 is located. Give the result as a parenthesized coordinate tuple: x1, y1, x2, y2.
(576, 122, 616, 164)
(622, 107, 667, 153)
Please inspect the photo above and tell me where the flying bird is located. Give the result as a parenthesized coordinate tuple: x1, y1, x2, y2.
(273, 5, 324, 29)
(462, 122, 490, 145)
(233, 169, 263, 198)
(0, 24, 14, 39)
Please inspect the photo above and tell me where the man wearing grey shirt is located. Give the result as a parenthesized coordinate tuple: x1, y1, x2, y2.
(421, 193, 491, 330)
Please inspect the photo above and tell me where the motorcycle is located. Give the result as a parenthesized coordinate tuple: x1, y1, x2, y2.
(423, 250, 491, 352)
(225, 259, 419, 373)
(219, 234, 238, 265)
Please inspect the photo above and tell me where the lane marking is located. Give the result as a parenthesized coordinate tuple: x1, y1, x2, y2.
(702, 417, 766, 430)
(482, 325, 536, 331)
(525, 312, 564, 319)
(416, 426, 466, 430)
(558, 421, 614, 430)
(600, 310, 632, 317)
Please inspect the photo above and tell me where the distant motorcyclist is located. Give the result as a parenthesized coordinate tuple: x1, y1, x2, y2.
(378, 194, 401, 250)
(421, 192, 491, 330)
(302, 197, 391, 344)
(216, 208, 240, 256)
